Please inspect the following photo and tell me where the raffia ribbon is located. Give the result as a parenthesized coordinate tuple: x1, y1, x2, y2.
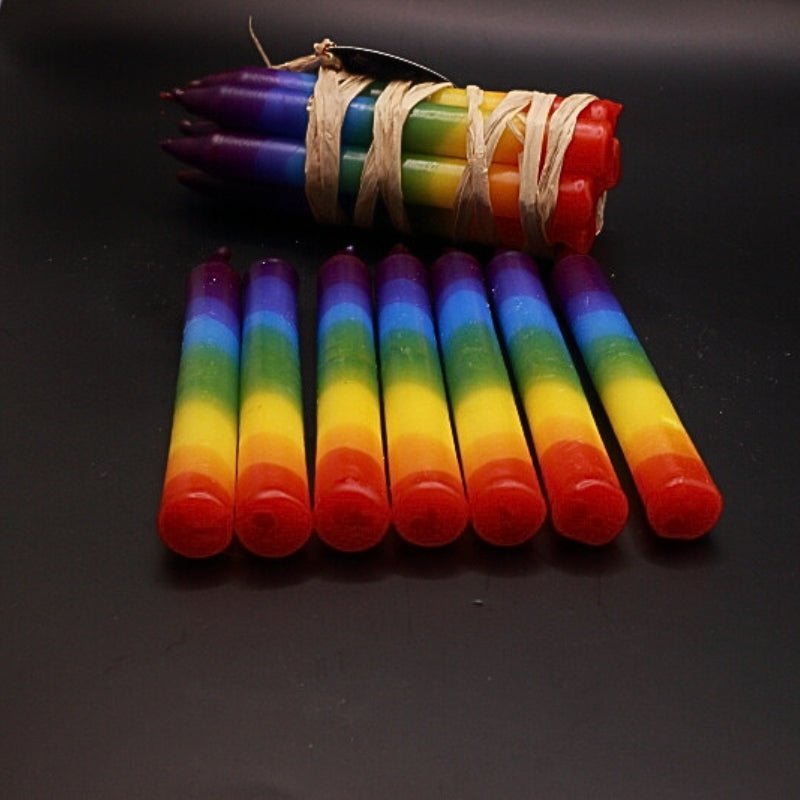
(353, 79, 452, 233)
(253, 31, 604, 252)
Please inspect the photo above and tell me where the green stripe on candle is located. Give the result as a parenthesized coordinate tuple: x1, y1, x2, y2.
(174, 345, 239, 412)
(443, 325, 509, 405)
(583, 335, 659, 387)
(317, 320, 380, 394)
(240, 328, 302, 403)
(379, 329, 445, 388)
(506, 328, 584, 390)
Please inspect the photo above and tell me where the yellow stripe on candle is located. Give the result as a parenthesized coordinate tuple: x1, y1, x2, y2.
(454, 387, 530, 463)
(601, 377, 683, 446)
(163, 444, 236, 495)
(166, 400, 237, 466)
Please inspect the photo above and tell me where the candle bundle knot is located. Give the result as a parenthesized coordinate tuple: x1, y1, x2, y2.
(160, 40, 622, 255)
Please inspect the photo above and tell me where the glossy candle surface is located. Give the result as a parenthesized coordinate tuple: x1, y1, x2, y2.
(551, 254, 723, 539)
(431, 251, 547, 546)
(487, 250, 628, 544)
(161, 134, 602, 253)
(235, 259, 312, 557)
(171, 82, 619, 186)
(376, 249, 469, 547)
(157, 252, 241, 558)
(314, 252, 390, 551)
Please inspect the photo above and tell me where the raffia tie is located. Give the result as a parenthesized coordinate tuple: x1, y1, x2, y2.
(258, 34, 604, 252)
(353, 79, 452, 233)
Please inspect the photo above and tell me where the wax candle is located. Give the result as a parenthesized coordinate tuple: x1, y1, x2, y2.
(160, 133, 603, 253)
(550, 253, 723, 539)
(431, 250, 547, 546)
(313, 250, 391, 551)
(486, 250, 628, 545)
(157, 250, 241, 558)
(376, 248, 469, 547)
(167, 82, 619, 186)
(235, 258, 313, 557)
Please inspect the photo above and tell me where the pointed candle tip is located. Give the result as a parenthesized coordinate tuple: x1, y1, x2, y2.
(159, 87, 184, 101)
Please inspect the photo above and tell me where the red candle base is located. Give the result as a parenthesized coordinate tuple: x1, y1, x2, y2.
(634, 453, 723, 539)
(538, 440, 629, 546)
(391, 471, 470, 548)
(158, 472, 235, 559)
(468, 459, 548, 547)
(313, 447, 391, 553)
(235, 463, 313, 558)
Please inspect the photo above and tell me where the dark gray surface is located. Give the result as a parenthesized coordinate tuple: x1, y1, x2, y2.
(2, 1, 799, 797)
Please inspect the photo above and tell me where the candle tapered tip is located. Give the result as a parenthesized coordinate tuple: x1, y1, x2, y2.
(159, 87, 184, 101)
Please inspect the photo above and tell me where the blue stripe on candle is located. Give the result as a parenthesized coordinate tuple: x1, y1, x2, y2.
(182, 316, 240, 360)
(570, 309, 638, 349)
(377, 301, 438, 344)
(436, 288, 494, 347)
(318, 302, 374, 339)
(186, 297, 240, 335)
(242, 310, 300, 349)
(496, 295, 563, 343)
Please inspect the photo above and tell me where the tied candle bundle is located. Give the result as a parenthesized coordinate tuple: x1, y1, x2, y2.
(160, 39, 622, 255)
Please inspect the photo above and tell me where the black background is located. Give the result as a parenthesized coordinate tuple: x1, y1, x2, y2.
(2, 1, 799, 797)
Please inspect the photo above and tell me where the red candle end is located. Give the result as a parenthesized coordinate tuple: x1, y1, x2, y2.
(468, 460, 548, 547)
(314, 448, 391, 553)
(391, 473, 470, 548)
(235, 465, 312, 558)
(636, 454, 723, 539)
(158, 473, 235, 558)
(538, 441, 629, 546)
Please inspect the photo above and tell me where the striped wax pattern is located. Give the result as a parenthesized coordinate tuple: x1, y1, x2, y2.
(376, 249, 469, 547)
(172, 79, 619, 185)
(486, 250, 628, 545)
(157, 252, 241, 558)
(431, 251, 547, 546)
(551, 253, 723, 539)
(313, 251, 390, 551)
(160, 134, 603, 254)
(234, 258, 312, 557)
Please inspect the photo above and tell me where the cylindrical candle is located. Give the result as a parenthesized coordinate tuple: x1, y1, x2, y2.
(313, 251, 391, 552)
(376, 248, 469, 547)
(168, 82, 619, 186)
(486, 250, 628, 545)
(235, 258, 313, 557)
(431, 250, 547, 546)
(160, 133, 603, 253)
(157, 250, 241, 558)
(551, 253, 723, 539)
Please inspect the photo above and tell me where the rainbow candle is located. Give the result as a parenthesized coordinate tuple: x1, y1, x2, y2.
(313, 250, 390, 552)
(486, 250, 628, 545)
(376, 247, 469, 547)
(157, 250, 241, 558)
(551, 253, 723, 539)
(234, 258, 312, 557)
(160, 133, 602, 253)
(167, 81, 620, 185)
(431, 250, 547, 546)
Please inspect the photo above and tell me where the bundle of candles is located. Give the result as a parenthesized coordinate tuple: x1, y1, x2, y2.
(157, 246, 723, 559)
(159, 41, 623, 254)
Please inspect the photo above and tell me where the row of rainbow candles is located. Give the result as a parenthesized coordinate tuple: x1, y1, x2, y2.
(158, 247, 722, 558)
